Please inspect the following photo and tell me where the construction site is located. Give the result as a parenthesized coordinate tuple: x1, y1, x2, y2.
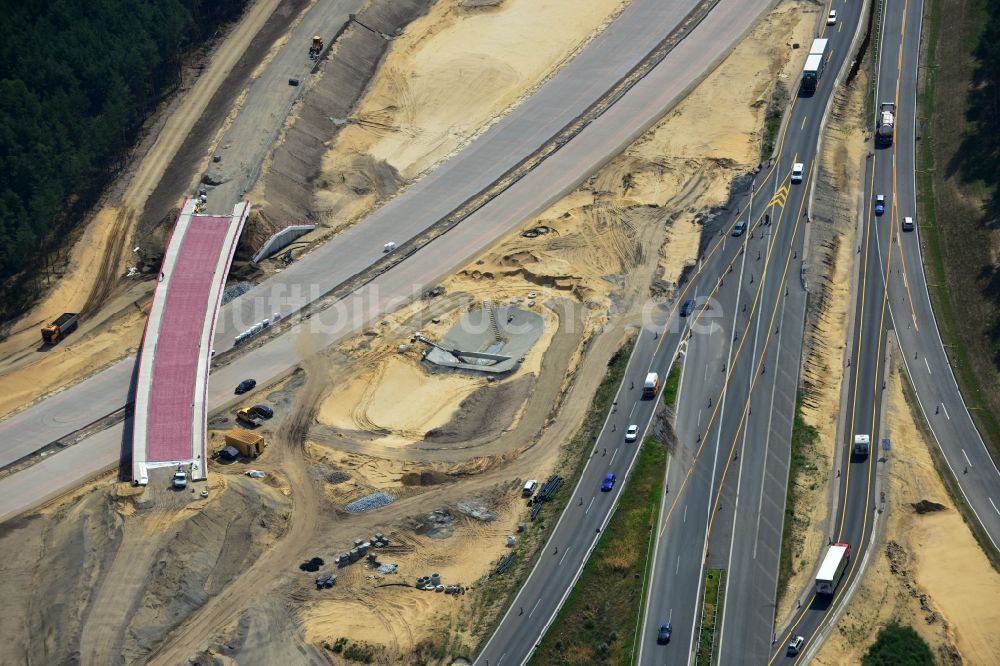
(0, 0, 998, 664)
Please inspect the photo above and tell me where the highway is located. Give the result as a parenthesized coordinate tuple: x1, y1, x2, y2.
(0, 0, 724, 464)
(0, 0, 777, 521)
(773, 0, 1000, 660)
(770, 0, 920, 659)
(635, 2, 866, 664)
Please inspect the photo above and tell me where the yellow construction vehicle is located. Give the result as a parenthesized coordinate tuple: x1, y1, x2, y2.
(41, 313, 79, 345)
(236, 407, 263, 427)
(309, 35, 324, 59)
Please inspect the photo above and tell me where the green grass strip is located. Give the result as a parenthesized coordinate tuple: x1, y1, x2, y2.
(469, 337, 637, 658)
(530, 438, 668, 665)
(696, 568, 726, 664)
(662, 362, 682, 409)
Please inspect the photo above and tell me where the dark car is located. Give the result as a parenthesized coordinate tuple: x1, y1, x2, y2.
(874, 194, 886, 216)
(680, 298, 695, 317)
(251, 404, 273, 419)
(601, 473, 616, 492)
(732, 219, 748, 236)
(657, 622, 672, 644)
(235, 379, 257, 395)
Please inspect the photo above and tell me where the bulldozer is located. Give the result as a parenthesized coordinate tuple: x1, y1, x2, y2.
(309, 35, 323, 60)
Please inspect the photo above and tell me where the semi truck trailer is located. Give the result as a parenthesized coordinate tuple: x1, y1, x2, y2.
(800, 38, 829, 94)
(815, 542, 851, 594)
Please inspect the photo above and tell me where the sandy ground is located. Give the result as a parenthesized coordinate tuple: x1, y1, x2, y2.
(0, 467, 290, 664)
(307, 0, 628, 227)
(775, 72, 867, 617)
(814, 355, 1000, 665)
(286, 0, 822, 655)
(298, 496, 524, 660)
(0, 0, 836, 662)
(0, 300, 148, 416)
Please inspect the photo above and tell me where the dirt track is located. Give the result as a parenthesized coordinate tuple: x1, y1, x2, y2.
(148, 360, 326, 664)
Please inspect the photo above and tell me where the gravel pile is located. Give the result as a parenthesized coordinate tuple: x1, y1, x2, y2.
(346, 492, 394, 513)
(458, 499, 495, 522)
(221, 281, 253, 305)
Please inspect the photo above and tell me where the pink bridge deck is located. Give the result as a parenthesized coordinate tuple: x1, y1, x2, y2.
(146, 216, 231, 462)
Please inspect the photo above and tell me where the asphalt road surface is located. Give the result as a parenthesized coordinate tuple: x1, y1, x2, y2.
(0, 0, 775, 520)
(0, 0, 708, 465)
(770, 0, 929, 660)
(636, 2, 866, 663)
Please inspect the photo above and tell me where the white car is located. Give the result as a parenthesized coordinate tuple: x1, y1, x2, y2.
(827, 10, 837, 25)
(625, 425, 639, 442)
(791, 162, 804, 183)
(902, 216, 915, 231)
(788, 635, 805, 655)
(172, 467, 187, 489)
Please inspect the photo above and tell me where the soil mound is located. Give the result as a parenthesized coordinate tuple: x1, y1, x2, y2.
(911, 499, 946, 514)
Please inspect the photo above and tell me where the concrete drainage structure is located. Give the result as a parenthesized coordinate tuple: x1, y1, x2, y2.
(418, 301, 543, 374)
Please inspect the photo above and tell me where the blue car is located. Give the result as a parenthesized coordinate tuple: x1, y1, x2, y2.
(680, 298, 694, 317)
(601, 473, 616, 492)
(874, 194, 886, 216)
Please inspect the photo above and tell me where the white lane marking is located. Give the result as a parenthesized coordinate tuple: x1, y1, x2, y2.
(528, 598, 542, 619)
(585, 497, 595, 515)
(497, 653, 507, 666)
(610, 448, 619, 464)
(990, 497, 1000, 516)
(925, 357, 932, 374)
(558, 547, 572, 567)
(698, 409, 703, 426)
(756, 293, 788, 559)
(683, 504, 688, 523)
(963, 449, 972, 468)
(942, 403, 950, 420)
(675, 555, 681, 575)
(705, 362, 710, 381)
(630, 403, 637, 418)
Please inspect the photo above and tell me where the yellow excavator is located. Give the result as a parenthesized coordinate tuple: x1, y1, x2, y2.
(309, 35, 323, 59)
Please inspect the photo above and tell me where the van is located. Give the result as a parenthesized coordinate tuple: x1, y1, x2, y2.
(732, 219, 748, 237)
(522, 480, 538, 497)
(791, 162, 804, 183)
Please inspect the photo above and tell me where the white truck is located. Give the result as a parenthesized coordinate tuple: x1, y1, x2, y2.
(853, 434, 871, 457)
(642, 372, 660, 399)
(815, 542, 851, 594)
(876, 102, 896, 146)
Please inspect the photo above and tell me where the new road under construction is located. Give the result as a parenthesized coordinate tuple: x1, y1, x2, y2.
(1, 0, 999, 663)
